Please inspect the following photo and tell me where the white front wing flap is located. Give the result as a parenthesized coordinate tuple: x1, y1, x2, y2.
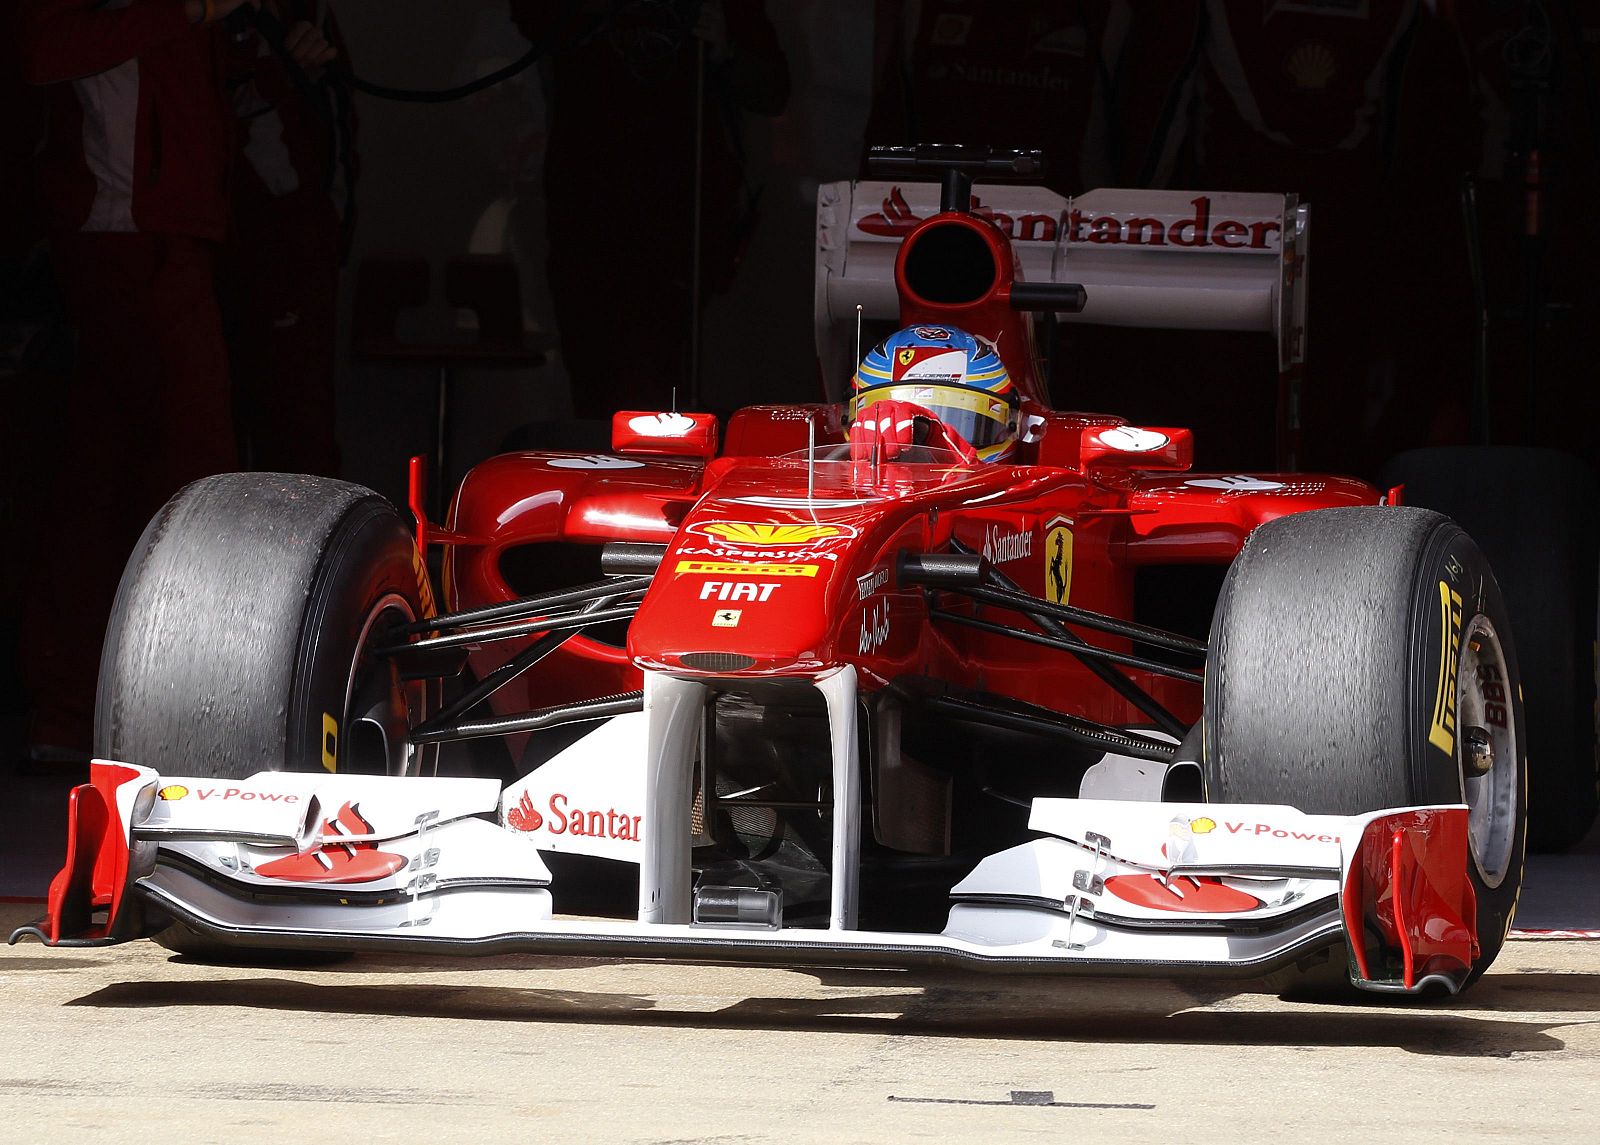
(15, 761, 1477, 994)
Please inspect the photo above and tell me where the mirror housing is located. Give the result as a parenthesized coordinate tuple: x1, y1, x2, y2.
(1079, 425, 1193, 472)
(612, 411, 720, 460)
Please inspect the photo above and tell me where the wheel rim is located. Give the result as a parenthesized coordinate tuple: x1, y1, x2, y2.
(342, 592, 429, 776)
(1456, 614, 1519, 887)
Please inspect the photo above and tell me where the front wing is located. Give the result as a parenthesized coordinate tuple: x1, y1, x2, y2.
(10, 761, 1480, 995)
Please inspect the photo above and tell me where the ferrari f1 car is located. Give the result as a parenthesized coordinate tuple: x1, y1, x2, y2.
(14, 148, 1526, 998)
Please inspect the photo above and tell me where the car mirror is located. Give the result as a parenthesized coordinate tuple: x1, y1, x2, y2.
(611, 411, 720, 460)
(1079, 425, 1193, 471)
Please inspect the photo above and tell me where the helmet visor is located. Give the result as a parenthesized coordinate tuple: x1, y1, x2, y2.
(852, 384, 1016, 450)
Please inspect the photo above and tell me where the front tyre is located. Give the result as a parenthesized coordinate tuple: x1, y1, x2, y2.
(96, 473, 436, 781)
(1203, 506, 1526, 982)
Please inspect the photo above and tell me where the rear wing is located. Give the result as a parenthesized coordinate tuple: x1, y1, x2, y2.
(814, 179, 1310, 407)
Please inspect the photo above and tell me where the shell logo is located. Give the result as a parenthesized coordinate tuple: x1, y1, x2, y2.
(1190, 817, 1216, 834)
(692, 522, 855, 546)
(1285, 41, 1337, 92)
(158, 785, 189, 801)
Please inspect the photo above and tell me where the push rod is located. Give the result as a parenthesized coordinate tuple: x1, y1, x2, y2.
(951, 541, 1192, 739)
(378, 603, 639, 656)
(950, 585, 1207, 657)
(394, 575, 652, 637)
(929, 609, 1204, 684)
(414, 591, 635, 734)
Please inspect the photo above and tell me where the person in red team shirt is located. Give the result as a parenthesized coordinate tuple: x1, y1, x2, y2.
(12, 0, 332, 762)
(220, 0, 346, 477)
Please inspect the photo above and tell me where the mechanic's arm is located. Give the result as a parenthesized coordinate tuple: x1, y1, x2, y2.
(16, 0, 256, 85)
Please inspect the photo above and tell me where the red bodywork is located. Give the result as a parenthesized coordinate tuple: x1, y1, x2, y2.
(430, 207, 1378, 758)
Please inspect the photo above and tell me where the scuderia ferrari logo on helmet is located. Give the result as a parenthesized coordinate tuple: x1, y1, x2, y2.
(689, 522, 857, 546)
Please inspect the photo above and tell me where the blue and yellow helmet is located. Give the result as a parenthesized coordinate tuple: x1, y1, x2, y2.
(850, 326, 1018, 462)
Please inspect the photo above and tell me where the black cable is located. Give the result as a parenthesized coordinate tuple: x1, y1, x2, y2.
(338, 41, 542, 103)
(332, 0, 594, 104)
(239, 5, 331, 119)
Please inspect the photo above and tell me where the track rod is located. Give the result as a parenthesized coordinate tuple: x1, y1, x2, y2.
(929, 609, 1204, 684)
(409, 691, 645, 745)
(914, 692, 1177, 763)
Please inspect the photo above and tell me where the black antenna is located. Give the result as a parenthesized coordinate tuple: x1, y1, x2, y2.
(941, 168, 972, 214)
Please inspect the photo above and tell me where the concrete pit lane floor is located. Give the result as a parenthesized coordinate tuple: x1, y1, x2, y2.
(1, 901, 1597, 1144)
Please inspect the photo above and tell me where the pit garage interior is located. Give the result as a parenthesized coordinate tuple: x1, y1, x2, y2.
(2, 0, 1598, 1048)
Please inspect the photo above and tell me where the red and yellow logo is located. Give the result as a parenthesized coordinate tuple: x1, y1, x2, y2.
(158, 785, 189, 801)
(690, 522, 855, 547)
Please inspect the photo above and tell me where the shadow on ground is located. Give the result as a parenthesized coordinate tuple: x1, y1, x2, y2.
(66, 970, 1591, 1059)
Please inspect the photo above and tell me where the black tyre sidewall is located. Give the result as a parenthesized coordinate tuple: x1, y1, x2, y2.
(1406, 522, 1526, 963)
(287, 500, 433, 775)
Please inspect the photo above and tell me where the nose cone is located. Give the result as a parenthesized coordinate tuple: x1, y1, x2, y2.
(629, 512, 873, 676)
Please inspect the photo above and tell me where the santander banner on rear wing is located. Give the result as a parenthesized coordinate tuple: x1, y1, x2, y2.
(814, 180, 1309, 397)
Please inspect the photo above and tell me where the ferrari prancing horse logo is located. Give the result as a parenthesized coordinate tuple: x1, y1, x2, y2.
(1044, 517, 1074, 605)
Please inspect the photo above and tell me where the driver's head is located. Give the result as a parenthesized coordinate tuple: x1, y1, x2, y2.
(850, 326, 1018, 462)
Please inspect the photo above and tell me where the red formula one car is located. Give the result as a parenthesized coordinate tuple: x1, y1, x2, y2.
(15, 148, 1526, 998)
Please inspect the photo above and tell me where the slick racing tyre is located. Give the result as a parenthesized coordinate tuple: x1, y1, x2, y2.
(97, 473, 437, 781)
(1203, 506, 1527, 985)
(1381, 446, 1599, 851)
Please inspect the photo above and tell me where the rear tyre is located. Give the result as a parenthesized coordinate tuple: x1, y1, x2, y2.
(97, 472, 436, 780)
(1204, 507, 1526, 984)
(1381, 446, 1599, 851)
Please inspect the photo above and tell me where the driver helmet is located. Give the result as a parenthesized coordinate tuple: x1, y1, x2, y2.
(850, 325, 1018, 462)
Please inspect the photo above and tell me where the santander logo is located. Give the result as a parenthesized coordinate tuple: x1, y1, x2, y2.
(507, 793, 543, 831)
(1067, 196, 1280, 251)
(508, 790, 642, 842)
(857, 186, 1060, 242)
